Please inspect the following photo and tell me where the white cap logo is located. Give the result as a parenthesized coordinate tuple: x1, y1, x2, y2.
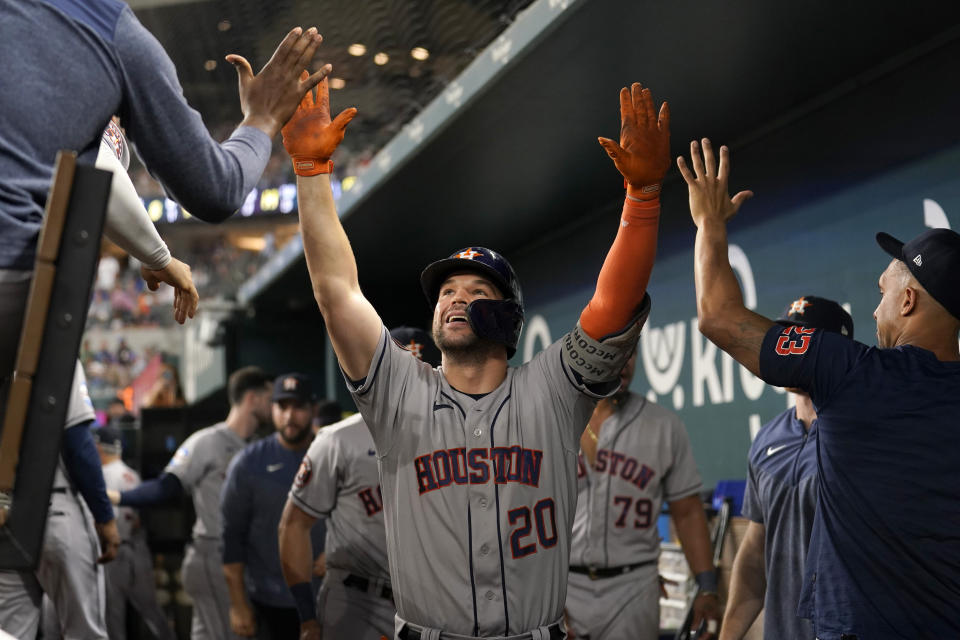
(913, 254, 923, 267)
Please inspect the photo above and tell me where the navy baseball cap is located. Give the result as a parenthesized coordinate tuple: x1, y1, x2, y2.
(272, 373, 316, 404)
(877, 228, 960, 321)
(93, 425, 123, 448)
(776, 296, 854, 339)
(390, 326, 442, 367)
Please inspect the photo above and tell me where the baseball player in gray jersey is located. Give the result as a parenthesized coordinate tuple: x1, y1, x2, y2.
(95, 425, 176, 640)
(565, 352, 719, 640)
(280, 327, 441, 640)
(111, 366, 273, 639)
(282, 80, 671, 638)
(0, 362, 114, 639)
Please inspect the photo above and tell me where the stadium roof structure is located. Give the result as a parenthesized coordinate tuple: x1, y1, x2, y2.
(135, 0, 960, 325)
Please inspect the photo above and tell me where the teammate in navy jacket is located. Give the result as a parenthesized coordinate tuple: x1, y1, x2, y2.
(681, 138, 960, 639)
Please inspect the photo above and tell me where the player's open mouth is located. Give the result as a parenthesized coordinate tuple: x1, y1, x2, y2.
(445, 314, 468, 324)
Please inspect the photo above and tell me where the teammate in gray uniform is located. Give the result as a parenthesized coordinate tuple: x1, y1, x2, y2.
(282, 80, 671, 638)
(0, 362, 114, 639)
(111, 366, 273, 640)
(279, 327, 441, 640)
(565, 351, 719, 640)
(95, 425, 177, 640)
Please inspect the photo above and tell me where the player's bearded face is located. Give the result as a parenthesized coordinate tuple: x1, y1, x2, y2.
(431, 273, 502, 354)
(272, 400, 314, 445)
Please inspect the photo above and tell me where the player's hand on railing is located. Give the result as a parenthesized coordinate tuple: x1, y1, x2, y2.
(598, 83, 671, 200)
(95, 518, 121, 563)
(282, 73, 358, 176)
(690, 591, 722, 640)
(230, 602, 257, 637)
(677, 138, 753, 228)
(140, 257, 199, 324)
(228, 27, 332, 138)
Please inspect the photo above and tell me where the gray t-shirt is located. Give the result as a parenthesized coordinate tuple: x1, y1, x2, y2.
(348, 325, 631, 637)
(741, 408, 817, 640)
(290, 413, 389, 581)
(569, 394, 702, 568)
(164, 422, 245, 540)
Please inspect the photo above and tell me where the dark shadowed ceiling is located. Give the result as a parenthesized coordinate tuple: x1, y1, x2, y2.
(130, 0, 960, 327)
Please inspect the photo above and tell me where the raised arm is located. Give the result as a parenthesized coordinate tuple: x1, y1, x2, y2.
(281, 77, 381, 380)
(116, 17, 332, 222)
(581, 83, 671, 341)
(677, 139, 771, 376)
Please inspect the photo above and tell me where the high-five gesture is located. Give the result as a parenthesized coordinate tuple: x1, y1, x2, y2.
(599, 83, 671, 200)
(227, 27, 332, 138)
(677, 139, 753, 227)
(282, 74, 358, 176)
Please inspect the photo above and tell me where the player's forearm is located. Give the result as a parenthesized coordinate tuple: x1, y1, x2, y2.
(719, 524, 766, 640)
(119, 472, 183, 507)
(223, 562, 252, 608)
(278, 508, 316, 587)
(296, 174, 382, 379)
(693, 221, 770, 375)
(670, 495, 714, 577)
(61, 421, 114, 523)
(579, 196, 659, 339)
(95, 141, 171, 270)
(297, 174, 360, 311)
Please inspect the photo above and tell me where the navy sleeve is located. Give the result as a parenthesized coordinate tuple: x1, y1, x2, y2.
(118, 472, 183, 507)
(112, 7, 271, 222)
(61, 421, 114, 523)
(758, 325, 867, 407)
(220, 453, 251, 564)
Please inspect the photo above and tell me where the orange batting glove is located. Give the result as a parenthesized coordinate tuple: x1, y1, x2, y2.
(598, 83, 671, 200)
(281, 72, 357, 176)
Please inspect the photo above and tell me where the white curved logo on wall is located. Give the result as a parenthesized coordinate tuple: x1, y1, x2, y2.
(640, 321, 685, 409)
(923, 198, 951, 230)
(522, 314, 552, 363)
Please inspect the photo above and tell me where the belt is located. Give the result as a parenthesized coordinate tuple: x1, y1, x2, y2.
(569, 560, 653, 580)
(342, 574, 393, 602)
(51, 487, 68, 494)
(399, 624, 564, 640)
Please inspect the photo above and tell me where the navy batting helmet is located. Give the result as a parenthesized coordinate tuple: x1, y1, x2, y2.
(420, 247, 524, 358)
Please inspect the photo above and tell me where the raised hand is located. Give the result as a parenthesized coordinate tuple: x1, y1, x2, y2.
(282, 74, 358, 176)
(598, 83, 671, 200)
(227, 27, 332, 138)
(677, 139, 753, 228)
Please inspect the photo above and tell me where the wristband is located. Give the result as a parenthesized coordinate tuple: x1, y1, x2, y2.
(695, 570, 718, 594)
(292, 159, 334, 177)
(624, 178, 662, 201)
(289, 581, 316, 622)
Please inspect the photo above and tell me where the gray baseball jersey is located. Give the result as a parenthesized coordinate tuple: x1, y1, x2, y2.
(101, 458, 140, 541)
(101, 459, 176, 640)
(290, 413, 389, 581)
(0, 361, 105, 640)
(569, 393, 702, 568)
(565, 394, 702, 640)
(347, 325, 634, 637)
(164, 422, 245, 540)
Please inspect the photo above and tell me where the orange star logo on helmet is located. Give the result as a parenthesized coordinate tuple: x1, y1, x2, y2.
(789, 297, 811, 315)
(406, 341, 424, 360)
(283, 377, 298, 390)
(457, 248, 482, 260)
